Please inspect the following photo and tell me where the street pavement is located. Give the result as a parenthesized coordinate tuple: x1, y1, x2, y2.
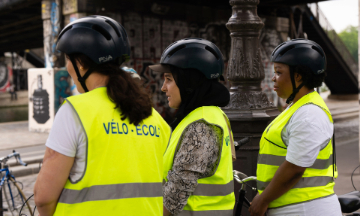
(0, 121, 48, 151)
(0, 174, 39, 216)
(333, 118, 360, 196)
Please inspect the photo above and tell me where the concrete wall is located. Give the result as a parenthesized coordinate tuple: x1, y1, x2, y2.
(60, 8, 288, 122)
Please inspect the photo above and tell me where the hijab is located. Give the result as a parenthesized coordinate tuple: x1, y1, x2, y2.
(169, 65, 230, 130)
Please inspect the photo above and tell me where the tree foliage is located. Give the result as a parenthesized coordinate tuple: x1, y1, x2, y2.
(338, 25, 358, 63)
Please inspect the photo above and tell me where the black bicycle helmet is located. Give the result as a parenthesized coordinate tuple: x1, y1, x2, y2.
(56, 15, 130, 92)
(160, 38, 224, 79)
(271, 38, 327, 103)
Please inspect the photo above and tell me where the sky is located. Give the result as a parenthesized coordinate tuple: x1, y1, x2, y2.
(318, 0, 358, 33)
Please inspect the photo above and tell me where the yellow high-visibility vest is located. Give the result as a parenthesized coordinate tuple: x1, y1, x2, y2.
(53, 87, 171, 216)
(163, 106, 235, 216)
(257, 91, 337, 208)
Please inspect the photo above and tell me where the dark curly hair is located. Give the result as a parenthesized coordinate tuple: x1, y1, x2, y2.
(67, 53, 152, 125)
(293, 65, 327, 89)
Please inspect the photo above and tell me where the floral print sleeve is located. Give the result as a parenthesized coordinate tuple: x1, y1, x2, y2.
(163, 120, 223, 215)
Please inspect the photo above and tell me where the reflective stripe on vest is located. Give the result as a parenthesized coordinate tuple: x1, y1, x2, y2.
(258, 154, 334, 170)
(59, 182, 162, 204)
(163, 106, 235, 214)
(192, 180, 234, 196)
(256, 91, 337, 209)
(257, 176, 333, 191)
(53, 87, 171, 216)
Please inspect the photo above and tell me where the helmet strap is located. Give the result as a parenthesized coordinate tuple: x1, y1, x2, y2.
(69, 56, 95, 93)
(286, 66, 305, 104)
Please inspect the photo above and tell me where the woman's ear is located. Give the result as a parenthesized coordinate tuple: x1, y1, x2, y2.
(77, 61, 87, 72)
(295, 73, 302, 83)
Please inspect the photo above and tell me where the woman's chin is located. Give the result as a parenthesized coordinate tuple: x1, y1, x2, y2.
(169, 105, 179, 109)
(169, 103, 179, 109)
(276, 92, 286, 99)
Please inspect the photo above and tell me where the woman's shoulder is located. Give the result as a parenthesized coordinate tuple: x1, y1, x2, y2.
(287, 103, 333, 139)
(291, 103, 331, 124)
(46, 101, 84, 157)
(184, 120, 222, 139)
(186, 106, 223, 120)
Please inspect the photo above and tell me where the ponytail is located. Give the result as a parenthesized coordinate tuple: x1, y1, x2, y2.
(106, 67, 153, 125)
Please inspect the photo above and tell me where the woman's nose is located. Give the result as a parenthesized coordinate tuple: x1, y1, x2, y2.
(271, 75, 276, 82)
(161, 82, 166, 92)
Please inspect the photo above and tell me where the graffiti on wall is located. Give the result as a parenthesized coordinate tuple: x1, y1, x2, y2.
(0, 64, 11, 93)
(120, 14, 233, 123)
(260, 27, 286, 109)
(64, 12, 286, 121)
(44, 0, 62, 68)
(143, 17, 162, 59)
(124, 13, 143, 59)
(54, 69, 71, 112)
(28, 68, 55, 132)
(199, 23, 231, 61)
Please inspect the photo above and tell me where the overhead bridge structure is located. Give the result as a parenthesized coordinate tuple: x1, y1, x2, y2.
(0, 0, 357, 95)
(303, 5, 358, 94)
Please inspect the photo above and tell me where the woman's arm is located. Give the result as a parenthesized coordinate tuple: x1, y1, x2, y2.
(248, 160, 305, 216)
(163, 121, 222, 216)
(249, 105, 332, 216)
(163, 206, 171, 216)
(34, 147, 74, 216)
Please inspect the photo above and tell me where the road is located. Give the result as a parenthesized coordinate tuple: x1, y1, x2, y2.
(0, 145, 43, 216)
(334, 118, 359, 196)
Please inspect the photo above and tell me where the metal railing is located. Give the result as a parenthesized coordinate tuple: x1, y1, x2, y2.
(308, 3, 358, 76)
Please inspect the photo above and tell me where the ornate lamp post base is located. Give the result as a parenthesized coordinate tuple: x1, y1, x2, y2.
(222, 1, 279, 214)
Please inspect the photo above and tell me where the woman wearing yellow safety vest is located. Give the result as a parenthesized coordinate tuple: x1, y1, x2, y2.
(249, 39, 341, 216)
(33, 16, 171, 216)
(149, 38, 236, 216)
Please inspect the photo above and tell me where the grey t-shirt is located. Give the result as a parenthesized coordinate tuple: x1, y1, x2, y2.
(45, 102, 86, 182)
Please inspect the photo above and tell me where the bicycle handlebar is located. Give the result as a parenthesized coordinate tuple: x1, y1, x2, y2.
(0, 150, 27, 166)
(234, 175, 257, 184)
(233, 170, 257, 191)
(233, 170, 257, 183)
(234, 137, 250, 149)
(16, 155, 27, 167)
(233, 170, 248, 179)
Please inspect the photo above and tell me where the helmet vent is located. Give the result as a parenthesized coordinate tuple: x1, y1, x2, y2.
(312, 46, 324, 57)
(105, 20, 121, 37)
(92, 24, 111, 40)
(272, 42, 285, 56)
(205, 46, 219, 60)
(162, 42, 178, 55)
(58, 25, 73, 41)
(168, 44, 186, 57)
(279, 45, 295, 56)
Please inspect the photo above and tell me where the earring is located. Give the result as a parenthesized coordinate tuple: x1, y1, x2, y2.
(79, 66, 84, 70)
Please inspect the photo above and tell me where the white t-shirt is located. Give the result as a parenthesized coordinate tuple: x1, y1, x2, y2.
(45, 102, 87, 182)
(267, 104, 341, 216)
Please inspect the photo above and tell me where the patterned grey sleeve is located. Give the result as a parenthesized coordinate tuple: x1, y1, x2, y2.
(163, 120, 223, 215)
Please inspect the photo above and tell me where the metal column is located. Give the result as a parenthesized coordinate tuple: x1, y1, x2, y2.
(222, 1, 279, 215)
